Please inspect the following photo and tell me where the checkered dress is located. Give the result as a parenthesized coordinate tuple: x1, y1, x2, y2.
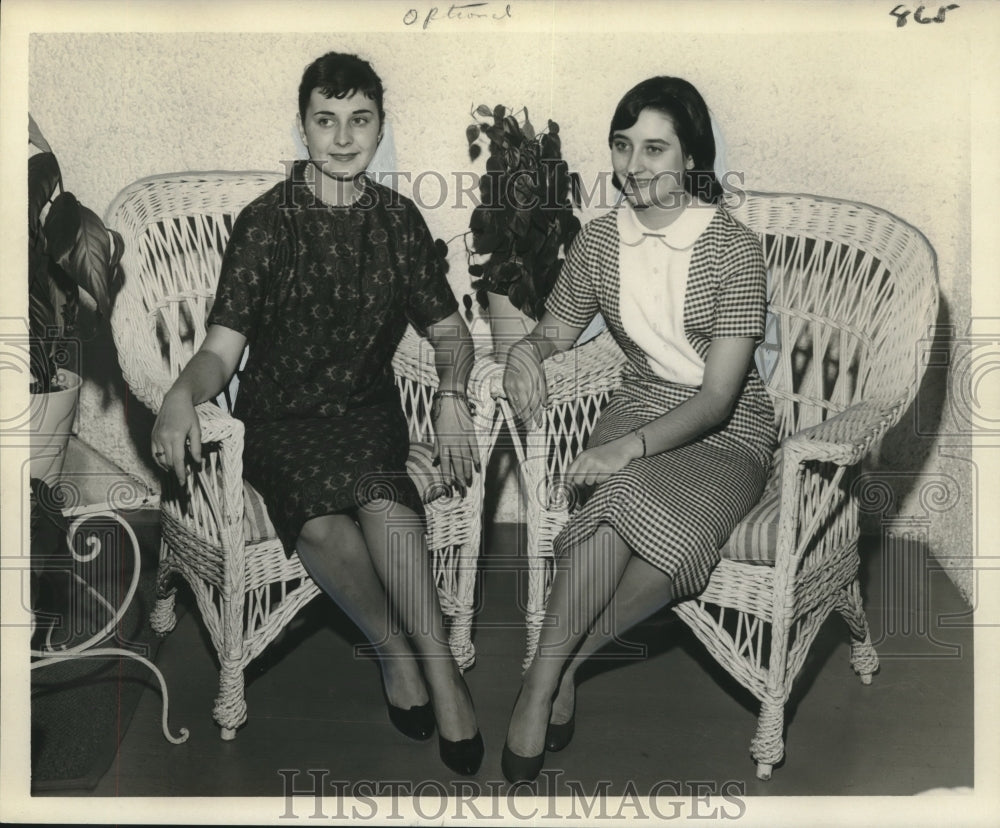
(546, 205, 777, 597)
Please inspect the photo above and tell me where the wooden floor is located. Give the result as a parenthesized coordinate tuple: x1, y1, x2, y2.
(82, 519, 973, 801)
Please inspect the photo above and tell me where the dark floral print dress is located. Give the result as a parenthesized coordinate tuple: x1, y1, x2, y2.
(208, 162, 457, 552)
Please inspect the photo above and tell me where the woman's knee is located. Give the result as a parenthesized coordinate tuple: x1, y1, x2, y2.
(357, 498, 423, 536)
(297, 514, 353, 555)
(590, 523, 628, 556)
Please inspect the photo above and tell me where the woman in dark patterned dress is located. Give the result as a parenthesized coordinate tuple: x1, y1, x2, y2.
(501, 77, 777, 781)
(151, 52, 483, 775)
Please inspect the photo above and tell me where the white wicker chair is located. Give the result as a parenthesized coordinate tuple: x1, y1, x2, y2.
(502, 192, 939, 779)
(107, 171, 494, 739)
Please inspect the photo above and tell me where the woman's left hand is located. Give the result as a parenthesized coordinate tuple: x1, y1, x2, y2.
(432, 396, 479, 497)
(563, 435, 641, 487)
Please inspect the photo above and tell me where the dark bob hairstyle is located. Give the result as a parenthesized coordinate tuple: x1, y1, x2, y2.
(608, 76, 723, 204)
(298, 51, 385, 126)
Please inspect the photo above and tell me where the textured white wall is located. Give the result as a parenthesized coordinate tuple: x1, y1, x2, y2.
(27, 19, 979, 600)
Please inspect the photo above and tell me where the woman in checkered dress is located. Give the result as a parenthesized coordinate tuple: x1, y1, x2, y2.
(501, 76, 777, 781)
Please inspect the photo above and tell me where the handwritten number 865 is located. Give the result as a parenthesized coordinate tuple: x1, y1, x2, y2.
(890, 4, 960, 27)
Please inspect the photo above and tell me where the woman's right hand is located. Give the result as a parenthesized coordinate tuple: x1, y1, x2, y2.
(151, 388, 202, 486)
(503, 338, 547, 427)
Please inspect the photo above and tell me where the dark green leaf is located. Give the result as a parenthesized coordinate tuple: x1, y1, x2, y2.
(563, 214, 582, 245)
(466, 124, 481, 145)
(468, 264, 484, 277)
(493, 104, 506, 123)
(508, 282, 526, 309)
(469, 143, 482, 162)
(29, 245, 56, 338)
(29, 114, 53, 153)
(28, 152, 61, 237)
(523, 117, 535, 141)
(511, 209, 531, 237)
(476, 104, 493, 118)
(43, 193, 116, 317)
(570, 172, 582, 207)
(548, 120, 559, 135)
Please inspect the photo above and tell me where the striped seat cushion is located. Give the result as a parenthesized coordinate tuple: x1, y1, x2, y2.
(718, 467, 781, 565)
(242, 441, 444, 544)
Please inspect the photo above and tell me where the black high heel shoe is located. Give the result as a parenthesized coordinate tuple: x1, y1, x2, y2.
(544, 706, 575, 753)
(381, 679, 435, 741)
(501, 742, 545, 783)
(439, 730, 484, 776)
(387, 700, 435, 741)
(502, 687, 548, 783)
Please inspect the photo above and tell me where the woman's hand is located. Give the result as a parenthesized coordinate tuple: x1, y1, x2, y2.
(151, 389, 202, 486)
(503, 339, 547, 427)
(432, 394, 479, 497)
(563, 433, 643, 487)
(149, 326, 246, 486)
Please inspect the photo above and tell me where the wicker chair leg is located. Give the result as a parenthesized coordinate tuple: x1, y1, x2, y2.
(447, 539, 478, 672)
(448, 609, 476, 672)
(521, 554, 555, 673)
(149, 541, 178, 635)
(750, 699, 786, 781)
(835, 578, 879, 683)
(150, 591, 178, 636)
(213, 662, 249, 740)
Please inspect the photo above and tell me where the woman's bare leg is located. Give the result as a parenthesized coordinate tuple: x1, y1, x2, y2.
(296, 515, 428, 709)
(505, 523, 632, 758)
(356, 500, 478, 742)
(295, 513, 428, 710)
(550, 555, 675, 725)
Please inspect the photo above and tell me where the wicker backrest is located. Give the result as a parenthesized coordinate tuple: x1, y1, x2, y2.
(107, 171, 439, 442)
(538, 192, 939, 481)
(730, 192, 938, 441)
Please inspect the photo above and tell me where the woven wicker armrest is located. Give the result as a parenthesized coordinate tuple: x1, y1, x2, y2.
(192, 399, 245, 445)
(541, 331, 627, 407)
(780, 398, 902, 467)
(770, 399, 902, 572)
(468, 356, 501, 414)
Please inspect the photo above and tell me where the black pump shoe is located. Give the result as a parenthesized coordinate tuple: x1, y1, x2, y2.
(501, 742, 545, 783)
(387, 701, 435, 741)
(544, 709, 575, 753)
(439, 730, 484, 776)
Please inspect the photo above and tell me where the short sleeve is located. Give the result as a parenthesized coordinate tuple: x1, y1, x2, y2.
(713, 226, 767, 343)
(207, 201, 274, 343)
(544, 225, 600, 327)
(404, 206, 459, 334)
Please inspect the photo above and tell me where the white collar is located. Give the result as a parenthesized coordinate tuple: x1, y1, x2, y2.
(616, 197, 717, 250)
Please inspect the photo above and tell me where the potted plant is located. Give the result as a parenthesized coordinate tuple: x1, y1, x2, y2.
(461, 105, 581, 361)
(27, 114, 124, 483)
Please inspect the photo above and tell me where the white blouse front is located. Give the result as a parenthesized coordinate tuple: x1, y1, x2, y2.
(617, 200, 717, 387)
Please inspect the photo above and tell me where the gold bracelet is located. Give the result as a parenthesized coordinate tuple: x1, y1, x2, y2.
(433, 389, 475, 415)
(634, 428, 647, 457)
(523, 336, 545, 363)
